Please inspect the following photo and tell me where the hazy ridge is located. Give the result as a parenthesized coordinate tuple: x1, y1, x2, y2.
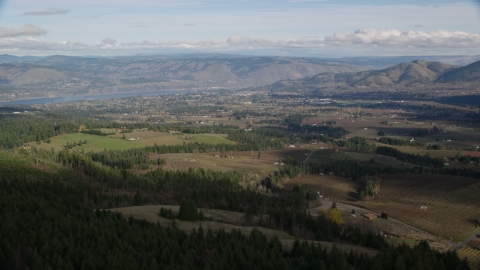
(0, 55, 367, 101)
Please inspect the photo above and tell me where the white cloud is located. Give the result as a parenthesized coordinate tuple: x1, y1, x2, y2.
(0, 25, 47, 38)
(21, 9, 70, 16)
(325, 29, 480, 48)
(102, 38, 117, 46)
(226, 36, 273, 48)
(1, 29, 479, 57)
(120, 39, 224, 49)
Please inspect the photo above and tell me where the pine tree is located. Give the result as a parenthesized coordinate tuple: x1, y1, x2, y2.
(178, 200, 199, 221)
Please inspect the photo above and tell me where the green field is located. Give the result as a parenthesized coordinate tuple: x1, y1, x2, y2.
(33, 133, 140, 152)
(32, 132, 236, 152)
(190, 134, 236, 145)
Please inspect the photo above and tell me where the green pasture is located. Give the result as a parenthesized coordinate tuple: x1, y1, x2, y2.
(33, 133, 139, 152)
(190, 134, 236, 145)
(31, 132, 236, 152)
(156, 153, 277, 177)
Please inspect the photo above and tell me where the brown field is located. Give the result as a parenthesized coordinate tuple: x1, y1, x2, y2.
(281, 175, 451, 250)
(110, 205, 379, 256)
(282, 174, 359, 201)
(303, 106, 480, 151)
(466, 151, 480, 157)
(306, 149, 417, 168)
(309, 201, 449, 250)
(283, 173, 480, 243)
(371, 141, 467, 158)
(469, 240, 480, 249)
(458, 246, 480, 270)
(355, 174, 480, 242)
(146, 148, 312, 177)
(261, 147, 312, 162)
(152, 152, 278, 177)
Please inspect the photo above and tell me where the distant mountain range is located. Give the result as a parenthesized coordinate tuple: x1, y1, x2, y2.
(325, 55, 480, 69)
(0, 55, 367, 101)
(1, 54, 480, 102)
(268, 59, 480, 93)
(0, 54, 46, 64)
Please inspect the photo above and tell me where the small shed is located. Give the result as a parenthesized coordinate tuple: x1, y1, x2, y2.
(363, 213, 377, 220)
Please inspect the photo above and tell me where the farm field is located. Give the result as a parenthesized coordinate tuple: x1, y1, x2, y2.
(269, 147, 312, 162)
(306, 108, 480, 150)
(356, 174, 480, 242)
(108, 130, 236, 146)
(110, 205, 379, 256)
(153, 152, 278, 177)
(370, 141, 468, 158)
(306, 149, 417, 168)
(457, 245, 480, 270)
(32, 133, 140, 152)
(281, 174, 452, 250)
(31, 132, 235, 152)
(307, 201, 449, 251)
(282, 174, 360, 201)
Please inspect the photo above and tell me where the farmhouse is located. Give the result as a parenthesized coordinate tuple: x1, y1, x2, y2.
(363, 213, 377, 220)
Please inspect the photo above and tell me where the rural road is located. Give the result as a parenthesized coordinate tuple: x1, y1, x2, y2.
(453, 231, 480, 250)
(303, 149, 314, 164)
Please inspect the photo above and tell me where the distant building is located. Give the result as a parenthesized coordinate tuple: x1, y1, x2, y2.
(363, 213, 377, 220)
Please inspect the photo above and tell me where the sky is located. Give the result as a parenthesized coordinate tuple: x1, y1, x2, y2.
(0, 0, 480, 57)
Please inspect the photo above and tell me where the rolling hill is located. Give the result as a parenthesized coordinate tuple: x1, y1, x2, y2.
(268, 59, 480, 93)
(436, 60, 480, 82)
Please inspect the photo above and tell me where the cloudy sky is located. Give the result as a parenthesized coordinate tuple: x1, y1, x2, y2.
(0, 0, 480, 57)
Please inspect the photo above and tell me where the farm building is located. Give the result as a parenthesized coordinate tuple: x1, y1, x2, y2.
(363, 213, 377, 220)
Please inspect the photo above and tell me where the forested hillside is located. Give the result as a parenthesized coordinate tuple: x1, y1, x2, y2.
(0, 151, 472, 270)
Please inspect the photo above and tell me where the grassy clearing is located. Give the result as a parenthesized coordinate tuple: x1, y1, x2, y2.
(153, 152, 278, 177)
(385, 237, 420, 246)
(31, 132, 235, 152)
(190, 134, 236, 145)
(33, 133, 139, 152)
(282, 174, 360, 201)
(108, 130, 235, 146)
(110, 205, 378, 256)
